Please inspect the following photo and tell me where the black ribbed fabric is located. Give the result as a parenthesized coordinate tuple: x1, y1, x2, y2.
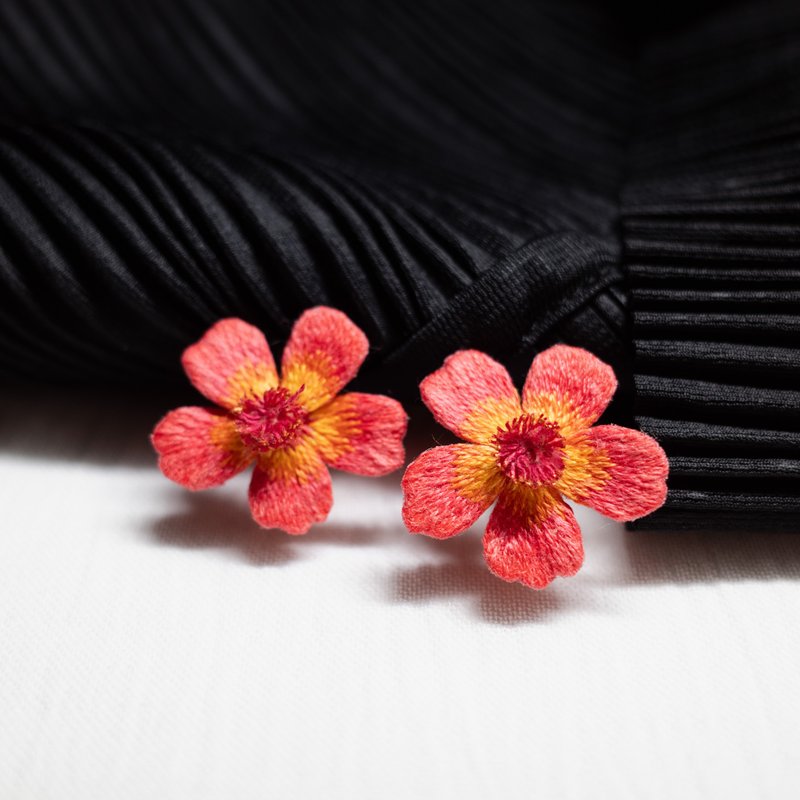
(0, 0, 631, 394)
(0, 0, 797, 530)
(623, 2, 800, 528)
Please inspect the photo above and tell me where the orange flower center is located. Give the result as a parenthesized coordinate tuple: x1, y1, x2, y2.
(236, 387, 309, 451)
(494, 415, 565, 487)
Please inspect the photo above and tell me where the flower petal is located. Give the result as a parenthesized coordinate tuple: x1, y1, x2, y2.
(402, 444, 505, 539)
(483, 487, 584, 589)
(522, 345, 617, 436)
(182, 319, 279, 410)
(311, 392, 407, 476)
(419, 350, 521, 443)
(561, 425, 668, 521)
(281, 307, 369, 411)
(151, 406, 253, 490)
(248, 438, 333, 534)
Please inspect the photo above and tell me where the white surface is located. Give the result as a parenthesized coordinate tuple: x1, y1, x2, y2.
(1, 389, 799, 800)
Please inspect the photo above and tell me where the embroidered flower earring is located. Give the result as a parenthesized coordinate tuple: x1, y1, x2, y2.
(401, 346, 669, 589)
(152, 308, 407, 534)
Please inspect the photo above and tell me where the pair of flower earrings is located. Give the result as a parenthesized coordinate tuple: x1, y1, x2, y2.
(152, 307, 668, 589)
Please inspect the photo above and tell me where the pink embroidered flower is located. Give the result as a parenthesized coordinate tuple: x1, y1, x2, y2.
(402, 346, 668, 588)
(152, 308, 407, 534)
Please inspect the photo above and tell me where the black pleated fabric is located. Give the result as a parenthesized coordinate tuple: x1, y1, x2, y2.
(0, 0, 631, 394)
(0, 0, 798, 530)
(623, 2, 800, 528)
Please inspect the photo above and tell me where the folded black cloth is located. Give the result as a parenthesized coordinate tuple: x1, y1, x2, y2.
(623, 3, 800, 529)
(0, 0, 797, 529)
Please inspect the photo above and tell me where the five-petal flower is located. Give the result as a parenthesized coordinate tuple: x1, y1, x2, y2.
(152, 308, 408, 534)
(401, 346, 668, 588)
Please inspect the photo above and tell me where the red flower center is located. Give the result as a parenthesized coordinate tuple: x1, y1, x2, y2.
(494, 415, 565, 487)
(235, 387, 309, 451)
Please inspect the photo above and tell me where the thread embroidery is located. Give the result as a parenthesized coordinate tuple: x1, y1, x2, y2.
(401, 346, 669, 588)
(152, 308, 408, 534)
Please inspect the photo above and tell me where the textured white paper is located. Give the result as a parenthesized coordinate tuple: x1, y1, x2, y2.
(1, 390, 799, 799)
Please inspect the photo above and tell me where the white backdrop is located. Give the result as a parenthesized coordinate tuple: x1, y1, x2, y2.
(1, 389, 799, 799)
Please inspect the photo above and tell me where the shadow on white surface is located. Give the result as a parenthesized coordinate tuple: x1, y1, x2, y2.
(143, 486, 800, 625)
(5, 388, 800, 616)
(149, 493, 300, 566)
(0, 388, 174, 467)
(148, 490, 387, 566)
(387, 531, 604, 625)
(616, 527, 800, 585)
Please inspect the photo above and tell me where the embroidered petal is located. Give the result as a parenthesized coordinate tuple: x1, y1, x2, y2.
(281, 307, 369, 411)
(248, 437, 333, 534)
(151, 406, 253, 490)
(483, 487, 584, 589)
(182, 318, 279, 410)
(420, 350, 522, 443)
(402, 444, 505, 539)
(311, 393, 407, 476)
(522, 345, 617, 436)
(562, 425, 668, 521)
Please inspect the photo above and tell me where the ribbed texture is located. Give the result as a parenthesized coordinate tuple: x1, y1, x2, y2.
(0, 0, 631, 396)
(624, 1, 800, 529)
(2, 0, 799, 530)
